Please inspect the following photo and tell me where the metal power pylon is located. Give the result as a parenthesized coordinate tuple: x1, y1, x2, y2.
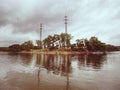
(40, 24, 42, 48)
(64, 16, 68, 47)
(64, 16, 68, 34)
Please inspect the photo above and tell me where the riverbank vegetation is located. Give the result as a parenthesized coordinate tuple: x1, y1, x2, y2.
(0, 33, 120, 52)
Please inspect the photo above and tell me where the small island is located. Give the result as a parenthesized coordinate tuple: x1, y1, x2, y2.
(0, 33, 120, 54)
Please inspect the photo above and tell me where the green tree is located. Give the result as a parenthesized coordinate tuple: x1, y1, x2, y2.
(21, 40, 34, 51)
(43, 35, 53, 48)
(53, 34, 60, 42)
(53, 34, 61, 47)
(60, 33, 73, 47)
(9, 44, 21, 52)
(89, 36, 106, 51)
(36, 40, 42, 49)
(43, 33, 72, 49)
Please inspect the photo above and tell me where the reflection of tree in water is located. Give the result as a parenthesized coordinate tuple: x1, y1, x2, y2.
(19, 53, 33, 65)
(78, 54, 106, 69)
(36, 54, 72, 90)
(61, 55, 72, 75)
(44, 54, 54, 72)
(36, 54, 44, 66)
(36, 54, 72, 75)
(8, 52, 19, 56)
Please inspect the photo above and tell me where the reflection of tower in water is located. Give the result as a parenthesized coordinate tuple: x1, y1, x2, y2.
(52, 54, 72, 90)
(37, 54, 41, 88)
(66, 55, 70, 90)
(62, 55, 71, 90)
(38, 66, 40, 88)
(36, 54, 44, 88)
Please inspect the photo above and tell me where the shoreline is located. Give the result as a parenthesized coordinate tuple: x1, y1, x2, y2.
(18, 50, 105, 55)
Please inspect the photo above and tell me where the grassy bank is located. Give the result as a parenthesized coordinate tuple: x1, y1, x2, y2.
(18, 49, 105, 55)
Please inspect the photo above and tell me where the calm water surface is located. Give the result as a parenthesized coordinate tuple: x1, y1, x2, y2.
(0, 51, 120, 90)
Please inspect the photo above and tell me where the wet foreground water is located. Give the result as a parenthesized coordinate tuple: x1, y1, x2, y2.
(0, 51, 120, 90)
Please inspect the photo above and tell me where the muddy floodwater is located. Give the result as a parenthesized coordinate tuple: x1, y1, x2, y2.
(0, 51, 120, 90)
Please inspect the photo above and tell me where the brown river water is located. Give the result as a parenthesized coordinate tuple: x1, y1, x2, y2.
(0, 51, 120, 90)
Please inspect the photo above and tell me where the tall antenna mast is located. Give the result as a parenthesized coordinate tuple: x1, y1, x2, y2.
(64, 16, 68, 34)
(64, 16, 68, 47)
(40, 23, 42, 48)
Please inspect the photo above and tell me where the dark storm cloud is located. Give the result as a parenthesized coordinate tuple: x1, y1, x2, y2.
(0, 0, 72, 35)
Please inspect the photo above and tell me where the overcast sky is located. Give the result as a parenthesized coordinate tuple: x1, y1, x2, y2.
(0, 0, 120, 46)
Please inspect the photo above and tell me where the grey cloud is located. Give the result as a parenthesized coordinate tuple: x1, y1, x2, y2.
(108, 34, 120, 45)
(0, 0, 120, 46)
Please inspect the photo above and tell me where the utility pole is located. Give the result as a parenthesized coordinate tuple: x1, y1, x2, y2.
(40, 24, 42, 49)
(64, 16, 68, 47)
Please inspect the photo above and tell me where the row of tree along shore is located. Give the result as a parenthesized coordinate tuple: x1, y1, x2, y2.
(0, 33, 120, 52)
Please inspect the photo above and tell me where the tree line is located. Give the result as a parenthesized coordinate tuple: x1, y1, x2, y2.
(73, 36, 120, 52)
(3, 33, 120, 52)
